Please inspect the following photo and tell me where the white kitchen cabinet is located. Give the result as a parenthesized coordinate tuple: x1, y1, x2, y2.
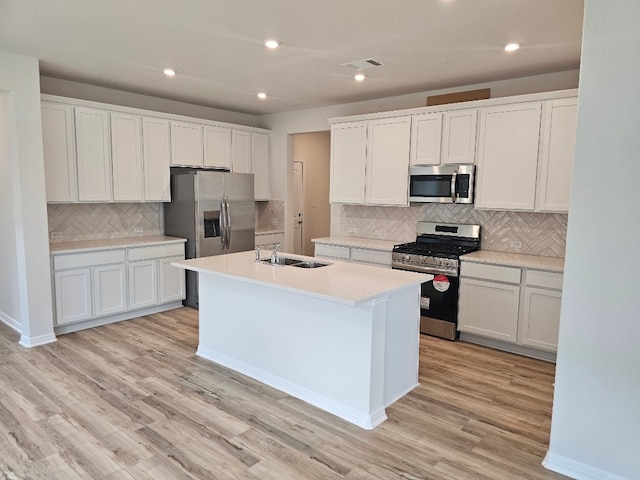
(93, 263, 127, 317)
(475, 102, 542, 210)
(252, 132, 270, 200)
(171, 121, 203, 167)
(204, 125, 232, 169)
(159, 256, 186, 303)
(41, 102, 78, 202)
(314, 242, 392, 268)
(535, 98, 578, 212)
(54, 269, 92, 325)
(458, 277, 520, 342)
(142, 117, 171, 202)
(231, 130, 252, 174)
(128, 260, 158, 309)
(330, 121, 367, 204)
(366, 116, 411, 206)
(330, 117, 410, 206)
(110, 112, 143, 202)
(255, 232, 284, 249)
(442, 109, 477, 164)
(410, 112, 443, 166)
(519, 270, 563, 352)
(75, 107, 112, 202)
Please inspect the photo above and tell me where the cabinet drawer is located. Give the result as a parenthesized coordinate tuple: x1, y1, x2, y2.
(460, 262, 521, 284)
(53, 249, 126, 270)
(128, 243, 185, 261)
(350, 248, 392, 266)
(255, 233, 284, 247)
(526, 270, 563, 290)
(314, 243, 350, 260)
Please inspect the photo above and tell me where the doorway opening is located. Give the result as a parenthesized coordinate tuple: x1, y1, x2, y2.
(291, 132, 331, 256)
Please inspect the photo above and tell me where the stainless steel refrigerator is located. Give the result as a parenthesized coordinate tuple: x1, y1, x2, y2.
(164, 170, 255, 308)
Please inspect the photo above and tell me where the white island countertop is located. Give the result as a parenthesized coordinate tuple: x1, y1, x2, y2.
(172, 250, 428, 306)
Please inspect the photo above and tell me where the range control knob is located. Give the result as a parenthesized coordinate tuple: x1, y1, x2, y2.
(402, 254, 411, 262)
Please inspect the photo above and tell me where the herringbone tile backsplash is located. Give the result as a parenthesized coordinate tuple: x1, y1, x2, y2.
(48, 203, 163, 242)
(339, 204, 568, 257)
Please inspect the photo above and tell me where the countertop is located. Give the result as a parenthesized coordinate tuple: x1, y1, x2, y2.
(312, 236, 399, 251)
(172, 250, 428, 305)
(49, 235, 187, 254)
(460, 250, 564, 273)
(255, 229, 285, 235)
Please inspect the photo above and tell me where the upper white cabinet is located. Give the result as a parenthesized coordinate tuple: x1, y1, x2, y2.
(41, 102, 77, 202)
(231, 130, 252, 174)
(410, 112, 442, 166)
(111, 112, 143, 202)
(442, 109, 478, 164)
(536, 98, 578, 212)
(475, 102, 543, 210)
(204, 125, 232, 169)
(252, 132, 270, 201)
(171, 121, 203, 167)
(142, 117, 171, 202)
(75, 107, 112, 202)
(330, 118, 410, 206)
(330, 121, 367, 204)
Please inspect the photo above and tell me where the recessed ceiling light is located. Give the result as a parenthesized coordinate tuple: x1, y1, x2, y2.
(504, 43, 520, 52)
(265, 40, 280, 49)
(163, 68, 176, 76)
(257, 92, 267, 100)
(354, 73, 366, 81)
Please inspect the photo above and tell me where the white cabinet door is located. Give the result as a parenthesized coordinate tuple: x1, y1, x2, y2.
(171, 121, 203, 167)
(442, 109, 477, 164)
(92, 264, 127, 317)
(54, 269, 92, 325)
(330, 121, 367, 204)
(142, 117, 171, 202)
(159, 257, 186, 303)
(111, 112, 143, 202)
(252, 133, 270, 200)
(458, 278, 520, 342)
(536, 98, 578, 212)
(410, 113, 443, 166)
(231, 130, 252, 173)
(75, 107, 112, 202)
(41, 102, 77, 203)
(475, 102, 542, 210)
(128, 260, 158, 310)
(366, 116, 411, 206)
(520, 286, 562, 352)
(204, 126, 232, 169)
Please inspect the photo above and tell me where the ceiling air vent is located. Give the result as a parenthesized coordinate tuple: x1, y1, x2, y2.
(340, 58, 385, 70)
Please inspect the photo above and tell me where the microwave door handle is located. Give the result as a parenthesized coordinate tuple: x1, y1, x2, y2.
(450, 171, 458, 203)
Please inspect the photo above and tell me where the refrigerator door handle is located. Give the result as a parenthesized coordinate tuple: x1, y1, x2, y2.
(224, 196, 232, 248)
(219, 199, 227, 250)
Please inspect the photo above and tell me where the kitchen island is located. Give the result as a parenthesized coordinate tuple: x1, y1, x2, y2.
(172, 250, 427, 429)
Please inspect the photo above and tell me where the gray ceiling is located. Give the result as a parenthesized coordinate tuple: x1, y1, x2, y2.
(0, 0, 584, 115)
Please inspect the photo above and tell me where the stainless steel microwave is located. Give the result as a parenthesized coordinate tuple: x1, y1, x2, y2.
(409, 165, 475, 204)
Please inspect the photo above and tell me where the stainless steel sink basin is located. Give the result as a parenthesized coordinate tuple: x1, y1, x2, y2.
(260, 256, 330, 269)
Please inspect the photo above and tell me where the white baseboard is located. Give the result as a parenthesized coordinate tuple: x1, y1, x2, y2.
(197, 345, 388, 430)
(0, 311, 21, 334)
(543, 452, 630, 480)
(19, 332, 57, 348)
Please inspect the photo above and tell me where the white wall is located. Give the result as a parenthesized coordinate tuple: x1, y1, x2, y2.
(0, 51, 55, 346)
(544, 3, 640, 480)
(40, 76, 259, 127)
(258, 70, 580, 251)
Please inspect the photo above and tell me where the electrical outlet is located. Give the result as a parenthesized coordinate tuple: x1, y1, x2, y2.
(271, 218, 278, 226)
(51, 232, 62, 239)
(348, 227, 357, 235)
(134, 227, 143, 233)
(374, 229, 383, 237)
(510, 241, 522, 249)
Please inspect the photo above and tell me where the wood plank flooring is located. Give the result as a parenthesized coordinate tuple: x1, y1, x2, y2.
(0, 308, 570, 479)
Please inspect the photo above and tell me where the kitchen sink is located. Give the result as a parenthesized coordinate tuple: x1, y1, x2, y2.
(260, 256, 330, 269)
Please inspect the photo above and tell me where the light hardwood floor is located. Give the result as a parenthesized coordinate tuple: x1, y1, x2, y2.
(0, 308, 569, 480)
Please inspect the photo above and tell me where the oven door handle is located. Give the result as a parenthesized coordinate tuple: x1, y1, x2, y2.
(392, 262, 458, 277)
(450, 171, 458, 203)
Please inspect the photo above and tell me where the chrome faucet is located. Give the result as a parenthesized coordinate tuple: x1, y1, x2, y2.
(255, 246, 262, 263)
(270, 243, 281, 264)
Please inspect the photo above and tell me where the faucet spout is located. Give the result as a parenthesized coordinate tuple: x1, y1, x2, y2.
(270, 243, 281, 264)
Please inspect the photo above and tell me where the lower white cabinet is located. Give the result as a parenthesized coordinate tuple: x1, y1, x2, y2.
(52, 242, 185, 328)
(519, 270, 563, 352)
(314, 242, 392, 268)
(255, 232, 284, 249)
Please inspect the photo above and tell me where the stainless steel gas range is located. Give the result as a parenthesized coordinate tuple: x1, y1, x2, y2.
(392, 222, 480, 340)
